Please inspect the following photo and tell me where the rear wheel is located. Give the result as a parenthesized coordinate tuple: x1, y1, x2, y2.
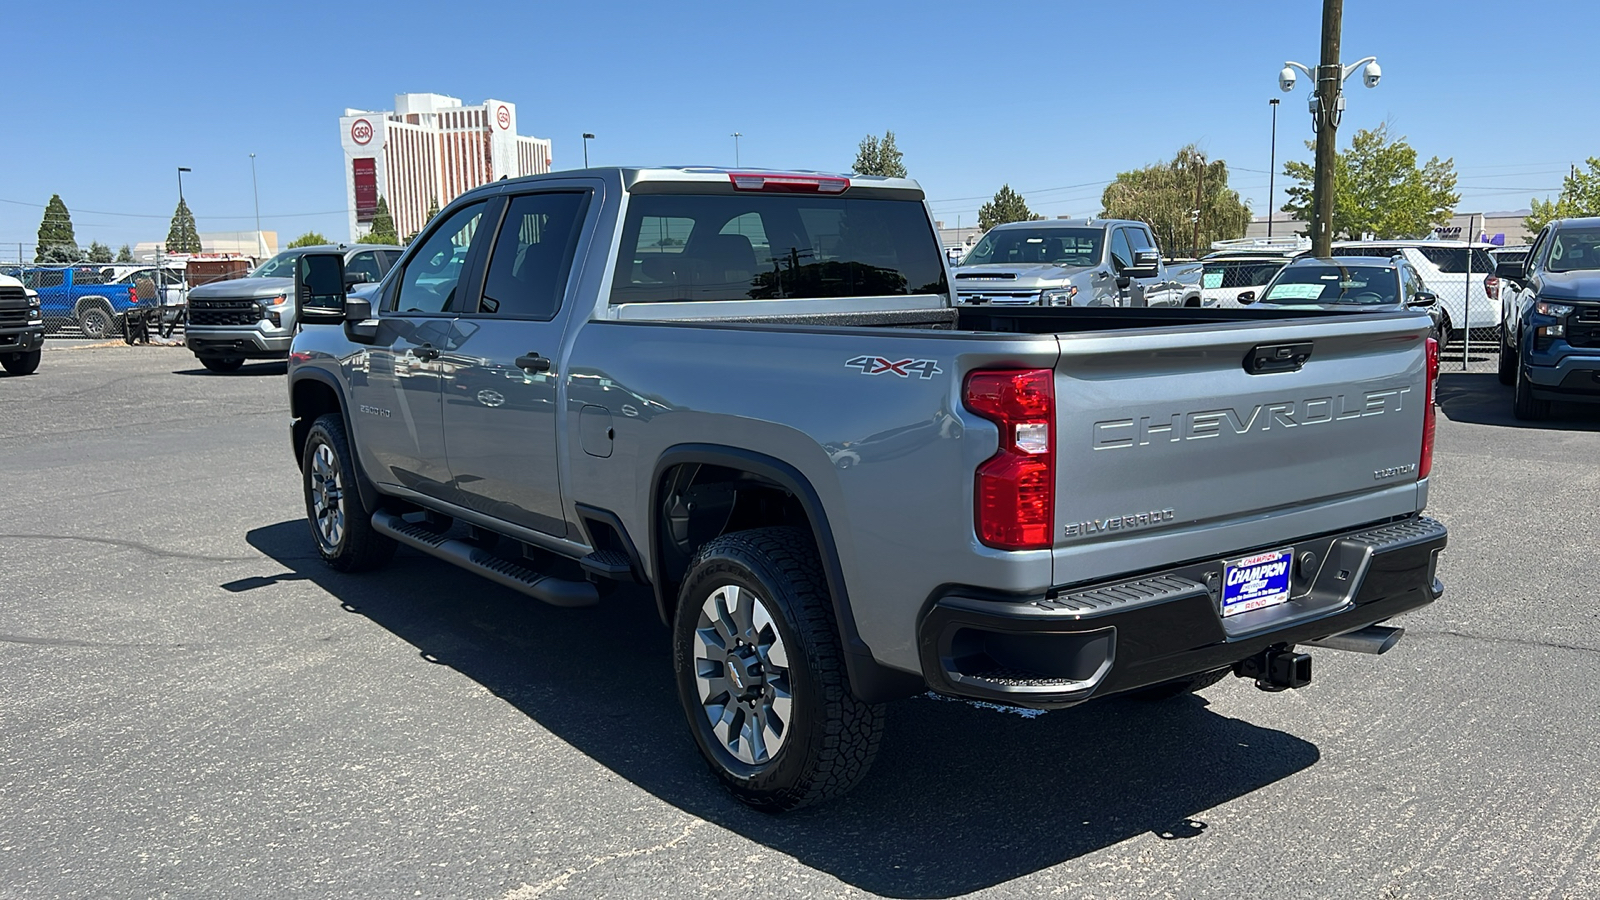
(77, 303, 116, 340)
(2, 350, 41, 376)
(302, 413, 397, 572)
(200, 356, 244, 373)
(1513, 359, 1551, 421)
(1497, 326, 1517, 386)
(673, 527, 884, 812)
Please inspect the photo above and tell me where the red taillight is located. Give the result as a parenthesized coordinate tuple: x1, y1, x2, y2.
(127, 286, 137, 303)
(1486, 275, 1500, 300)
(965, 369, 1054, 550)
(1419, 337, 1438, 479)
(728, 172, 849, 194)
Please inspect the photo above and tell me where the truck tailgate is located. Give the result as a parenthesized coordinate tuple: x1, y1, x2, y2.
(1051, 312, 1432, 587)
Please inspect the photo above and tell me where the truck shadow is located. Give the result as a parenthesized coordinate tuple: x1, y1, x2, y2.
(246, 520, 1320, 898)
(170, 362, 288, 377)
(1437, 372, 1600, 430)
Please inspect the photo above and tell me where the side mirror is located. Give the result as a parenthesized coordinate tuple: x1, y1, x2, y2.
(343, 271, 368, 288)
(1494, 260, 1525, 283)
(1407, 290, 1438, 308)
(295, 253, 348, 324)
(344, 296, 373, 322)
(1236, 291, 1257, 305)
(1125, 249, 1161, 278)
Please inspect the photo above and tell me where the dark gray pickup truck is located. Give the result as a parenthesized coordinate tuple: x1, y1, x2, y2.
(285, 167, 1447, 810)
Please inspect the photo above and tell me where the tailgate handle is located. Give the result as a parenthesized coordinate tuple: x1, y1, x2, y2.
(1244, 342, 1313, 374)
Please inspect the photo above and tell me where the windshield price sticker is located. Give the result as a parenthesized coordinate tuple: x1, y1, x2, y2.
(1222, 548, 1294, 617)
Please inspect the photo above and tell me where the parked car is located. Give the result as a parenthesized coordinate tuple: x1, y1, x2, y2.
(1495, 218, 1600, 419)
(284, 166, 1446, 811)
(1239, 256, 1443, 339)
(954, 219, 1203, 307)
(185, 244, 400, 373)
(1200, 255, 1289, 308)
(13, 265, 139, 339)
(1328, 241, 1499, 342)
(0, 272, 45, 374)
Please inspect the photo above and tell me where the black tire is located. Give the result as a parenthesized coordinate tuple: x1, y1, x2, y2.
(200, 356, 244, 373)
(2, 350, 41, 376)
(1497, 326, 1517, 386)
(1126, 666, 1231, 701)
(1513, 359, 1551, 421)
(301, 412, 397, 572)
(673, 526, 885, 812)
(76, 303, 117, 340)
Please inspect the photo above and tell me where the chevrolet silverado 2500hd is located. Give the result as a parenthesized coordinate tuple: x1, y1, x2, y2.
(286, 167, 1447, 811)
(953, 218, 1204, 308)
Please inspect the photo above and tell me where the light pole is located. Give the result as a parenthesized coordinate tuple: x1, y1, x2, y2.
(1278, 0, 1379, 256)
(1268, 98, 1279, 238)
(730, 132, 742, 167)
(249, 154, 263, 257)
(581, 133, 594, 168)
(177, 166, 191, 202)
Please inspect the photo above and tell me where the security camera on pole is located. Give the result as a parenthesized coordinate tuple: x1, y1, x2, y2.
(1277, 0, 1380, 257)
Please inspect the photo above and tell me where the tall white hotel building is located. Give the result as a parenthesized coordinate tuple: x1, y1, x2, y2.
(339, 93, 553, 241)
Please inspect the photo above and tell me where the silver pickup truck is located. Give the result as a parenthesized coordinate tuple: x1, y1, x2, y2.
(286, 167, 1446, 811)
(954, 218, 1204, 308)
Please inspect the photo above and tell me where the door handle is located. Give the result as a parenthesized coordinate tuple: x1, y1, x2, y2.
(516, 352, 551, 373)
(413, 343, 440, 361)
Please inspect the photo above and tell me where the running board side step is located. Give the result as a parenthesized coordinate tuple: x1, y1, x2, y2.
(1302, 624, 1404, 655)
(372, 510, 599, 608)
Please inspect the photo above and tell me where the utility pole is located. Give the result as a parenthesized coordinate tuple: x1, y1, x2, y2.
(249, 154, 263, 258)
(1311, 0, 1342, 257)
(1268, 98, 1280, 238)
(1192, 151, 1205, 255)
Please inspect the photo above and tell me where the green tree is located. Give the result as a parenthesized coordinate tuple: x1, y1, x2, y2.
(1524, 158, 1600, 233)
(360, 195, 398, 244)
(35, 194, 79, 263)
(87, 241, 113, 263)
(1281, 124, 1458, 240)
(1099, 146, 1251, 255)
(288, 231, 331, 248)
(115, 244, 135, 263)
(425, 198, 440, 224)
(166, 198, 202, 253)
(853, 131, 907, 177)
(978, 184, 1043, 231)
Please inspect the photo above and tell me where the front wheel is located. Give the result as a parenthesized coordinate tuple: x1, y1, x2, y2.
(2, 350, 41, 375)
(1497, 326, 1517, 386)
(1513, 359, 1551, 421)
(200, 356, 244, 373)
(673, 527, 885, 812)
(302, 413, 397, 572)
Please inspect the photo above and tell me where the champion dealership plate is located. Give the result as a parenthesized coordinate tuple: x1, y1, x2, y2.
(1222, 548, 1294, 617)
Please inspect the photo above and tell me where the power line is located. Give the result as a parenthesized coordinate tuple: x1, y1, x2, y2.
(0, 196, 346, 221)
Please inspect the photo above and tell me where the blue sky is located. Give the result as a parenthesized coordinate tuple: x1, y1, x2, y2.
(2, 0, 1593, 254)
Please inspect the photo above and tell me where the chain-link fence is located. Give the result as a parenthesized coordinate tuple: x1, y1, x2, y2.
(1, 262, 187, 340)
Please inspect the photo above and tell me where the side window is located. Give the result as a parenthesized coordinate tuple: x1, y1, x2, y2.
(477, 192, 591, 320)
(345, 251, 383, 285)
(1530, 228, 1551, 271)
(1110, 229, 1133, 270)
(35, 270, 65, 289)
(391, 202, 486, 314)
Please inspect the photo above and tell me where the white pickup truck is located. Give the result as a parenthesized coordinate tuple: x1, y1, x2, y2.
(953, 218, 1203, 308)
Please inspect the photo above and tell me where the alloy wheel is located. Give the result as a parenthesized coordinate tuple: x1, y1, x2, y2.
(309, 443, 345, 549)
(691, 584, 793, 766)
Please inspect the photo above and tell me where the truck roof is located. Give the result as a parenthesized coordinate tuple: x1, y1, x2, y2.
(470, 166, 926, 199)
(985, 217, 1143, 231)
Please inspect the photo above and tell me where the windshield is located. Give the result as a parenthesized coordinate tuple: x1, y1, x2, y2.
(1261, 264, 1399, 305)
(250, 250, 310, 278)
(1547, 228, 1600, 273)
(961, 227, 1102, 267)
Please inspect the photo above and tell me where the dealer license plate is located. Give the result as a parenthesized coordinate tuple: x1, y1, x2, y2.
(1221, 548, 1294, 617)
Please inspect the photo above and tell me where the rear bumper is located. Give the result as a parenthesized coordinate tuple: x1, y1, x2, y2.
(0, 326, 45, 352)
(188, 327, 292, 359)
(918, 515, 1447, 709)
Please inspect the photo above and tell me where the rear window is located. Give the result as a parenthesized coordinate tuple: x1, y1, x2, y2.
(610, 193, 947, 304)
(1202, 260, 1285, 289)
(1414, 246, 1495, 273)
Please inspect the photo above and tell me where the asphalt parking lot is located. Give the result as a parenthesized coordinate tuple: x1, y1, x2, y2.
(2, 342, 1598, 899)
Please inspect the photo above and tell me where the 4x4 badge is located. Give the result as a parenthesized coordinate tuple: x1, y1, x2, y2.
(846, 355, 942, 379)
